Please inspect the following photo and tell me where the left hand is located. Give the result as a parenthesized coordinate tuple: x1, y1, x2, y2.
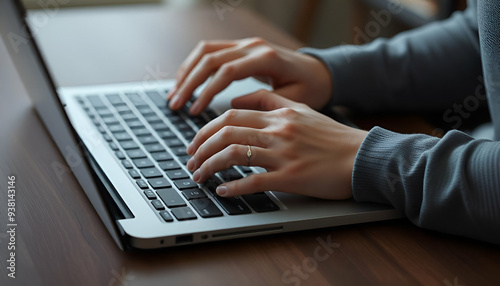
(185, 90, 368, 200)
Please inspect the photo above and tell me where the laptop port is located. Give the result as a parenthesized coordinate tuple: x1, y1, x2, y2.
(175, 235, 193, 245)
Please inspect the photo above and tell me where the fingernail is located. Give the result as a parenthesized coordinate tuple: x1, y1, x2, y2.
(167, 87, 177, 100)
(169, 96, 180, 109)
(192, 169, 200, 182)
(186, 143, 194, 155)
(189, 101, 201, 115)
(216, 186, 228, 196)
(186, 157, 195, 171)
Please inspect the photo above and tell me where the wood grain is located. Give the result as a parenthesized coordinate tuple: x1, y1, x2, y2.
(1, 4, 499, 286)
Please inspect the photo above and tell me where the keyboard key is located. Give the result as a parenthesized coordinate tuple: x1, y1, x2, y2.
(171, 207, 197, 220)
(178, 155, 191, 165)
(171, 147, 188, 156)
(157, 130, 176, 139)
(145, 90, 165, 107)
(108, 124, 125, 133)
(151, 152, 173, 162)
(125, 119, 144, 129)
(181, 188, 207, 200)
(190, 198, 223, 218)
(151, 122, 169, 131)
(164, 138, 183, 147)
(127, 149, 147, 159)
(158, 160, 180, 170)
(242, 193, 279, 212)
(157, 188, 187, 207)
(166, 169, 189, 180)
(121, 113, 137, 121)
(174, 179, 198, 190)
(132, 127, 151, 136)
(106, 93, 124, 105)
(148, 177, 171, 189)
(126, 92, 147, 106)
(204, 176, 222, 196)
(180, 129, 196, 141)
(115, 151, 126, 160)
(128, 169, 141, 179)
(109, 142, 119, 151)
(103, 134, 113, 142)
(151, 199, 165, 210)
(121, 160, 133, 169)
(137, 135, 158, 145)
(159, 210, 174, 222)
(97, 108, 113, 117)
(236, 166, 254, 173)
(136, 179, 149, 189)
(144, 143, 165, 153)
(218, 168, 243, 182)
(119, 140, 138, 150)
(133, 158, 154, 168)
(102, 116, 119, 125)
(213, 196, 251, 215)
(98, 126, 106, 134)
(143, 114, 161, 123)
(143, 189, 157, 200)
(177, 122, 192, 131)
(137, 106, 155, 116)
(114, 132, 132, 141)
(140, 167, 163, 178)
(116, 105, 131, 113)
(88, 95, 106, 108)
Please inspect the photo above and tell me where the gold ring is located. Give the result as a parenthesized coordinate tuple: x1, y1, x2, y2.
(247, 145, 252, 166)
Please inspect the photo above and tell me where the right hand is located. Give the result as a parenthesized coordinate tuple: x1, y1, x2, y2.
(168, 37, 333, 115)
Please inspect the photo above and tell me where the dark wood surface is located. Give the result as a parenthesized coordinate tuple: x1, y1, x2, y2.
(1, 3, 499, 286)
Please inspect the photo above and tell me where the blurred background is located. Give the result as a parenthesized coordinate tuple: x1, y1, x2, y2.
(22, 0, 467, 50)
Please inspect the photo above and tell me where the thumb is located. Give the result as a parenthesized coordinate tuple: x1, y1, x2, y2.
(231, 89, 297, 111)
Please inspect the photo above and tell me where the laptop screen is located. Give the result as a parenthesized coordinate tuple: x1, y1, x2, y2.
(0, 0, 125, 249)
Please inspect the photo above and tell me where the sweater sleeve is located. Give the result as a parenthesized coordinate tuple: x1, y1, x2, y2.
(353, 127, 500, 244)
(300, 1, 482, 113)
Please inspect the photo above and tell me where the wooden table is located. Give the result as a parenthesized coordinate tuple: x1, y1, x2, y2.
(1, 3, 499, 286)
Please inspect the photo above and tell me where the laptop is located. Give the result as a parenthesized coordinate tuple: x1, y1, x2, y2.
(0, 0, 402, 250)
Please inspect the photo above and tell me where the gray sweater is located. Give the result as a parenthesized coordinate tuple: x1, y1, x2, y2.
(302, 0, 500, 244)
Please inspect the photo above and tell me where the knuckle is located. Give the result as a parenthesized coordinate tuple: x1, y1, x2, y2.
(219, 63, 235, 76)
(197, 40, 209, 52)
(261, 47, 278, 60)
(200, 54, 215, 67)
(222, 109, 238, 123)
(247, 37, 266, 47)
(219, 126, 234, 140)
(227, 144, 241, 158)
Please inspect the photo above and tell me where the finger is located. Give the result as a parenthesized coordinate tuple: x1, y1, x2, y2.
(189, 54, 280, 115)
(175, 40, 236, 87)
(231, 89, 299, 111)
(172, 47, 245, 111)
(187, 109, 268, 155)
(187, 126, 268, 171)
(215, 172, 281, 197)
(193, 145, 277, 183)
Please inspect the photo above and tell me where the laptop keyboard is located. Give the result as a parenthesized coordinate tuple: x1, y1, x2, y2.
(76, 89, 279, 222)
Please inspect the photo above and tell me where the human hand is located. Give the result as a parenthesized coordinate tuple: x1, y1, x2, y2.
(168, 37, 332, 115)
(185, 90, 368, 200)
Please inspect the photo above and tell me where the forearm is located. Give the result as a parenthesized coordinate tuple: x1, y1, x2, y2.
(353, 127, 500, 244)
(301, 2, 482, 113)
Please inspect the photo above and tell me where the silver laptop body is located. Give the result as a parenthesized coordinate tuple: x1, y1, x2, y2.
(0, 0, 401, 250)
